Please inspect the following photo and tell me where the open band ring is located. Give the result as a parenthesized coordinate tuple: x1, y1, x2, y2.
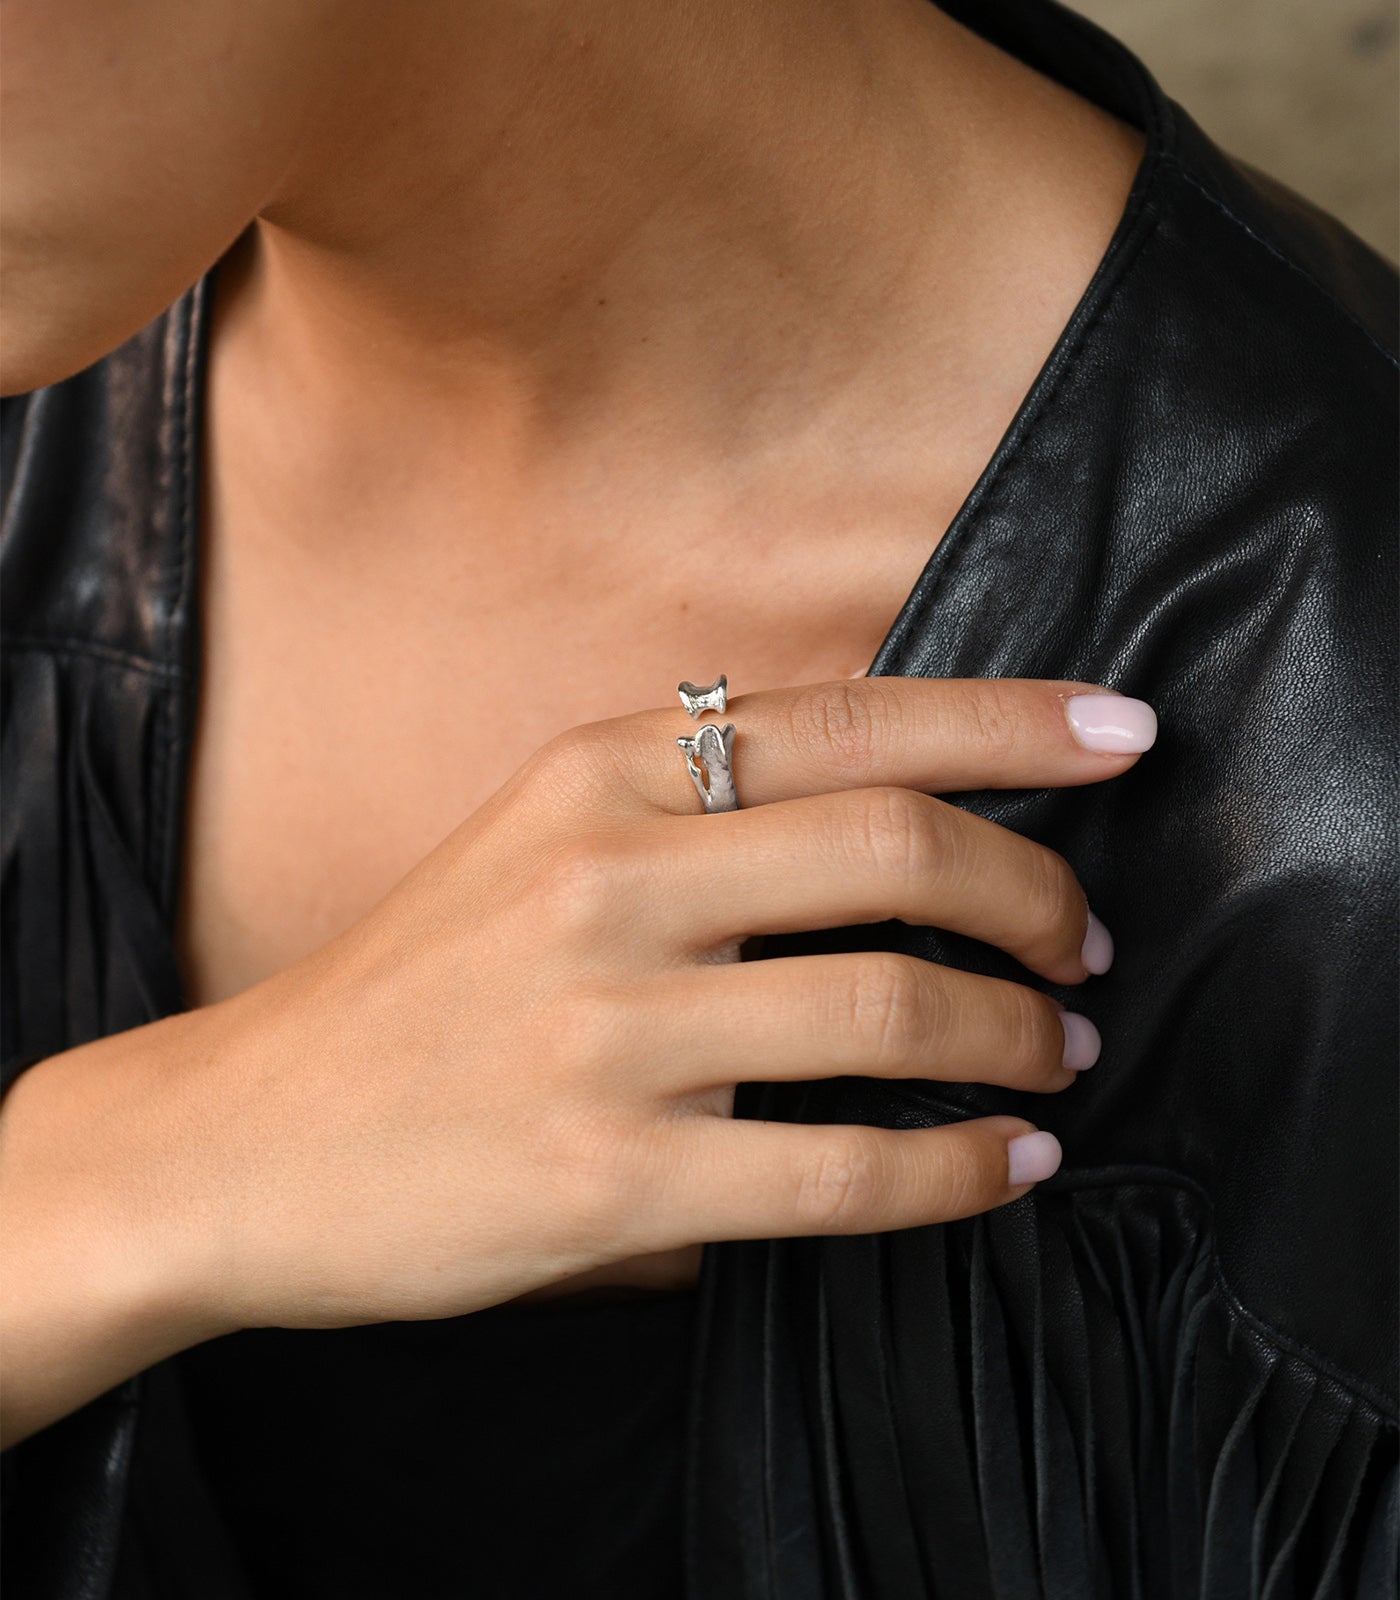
(676, 675, 739, 813)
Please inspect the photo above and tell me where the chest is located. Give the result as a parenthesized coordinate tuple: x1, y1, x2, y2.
(175, 491, 949, 1010)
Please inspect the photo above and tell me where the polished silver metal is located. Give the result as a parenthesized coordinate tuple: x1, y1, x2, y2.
(678, 675, 728, 718)
(677, 721, 739, 813)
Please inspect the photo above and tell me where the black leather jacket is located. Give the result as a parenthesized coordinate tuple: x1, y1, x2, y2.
(3, 2, 1396, 1595)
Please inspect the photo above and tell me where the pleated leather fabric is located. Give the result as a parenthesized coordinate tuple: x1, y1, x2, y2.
(2, 1, 1396, 1596)
(690, 1113, 1397, 1600)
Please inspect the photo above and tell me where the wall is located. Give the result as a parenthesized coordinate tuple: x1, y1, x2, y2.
(1072, 0, 1398, 260)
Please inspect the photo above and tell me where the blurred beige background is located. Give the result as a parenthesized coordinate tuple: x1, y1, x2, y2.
(1072, 0, 1398, 261)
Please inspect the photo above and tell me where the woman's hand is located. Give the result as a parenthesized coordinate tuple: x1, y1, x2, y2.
(181, 673, 1153, 1325)
(0, 676, 1154, 1440)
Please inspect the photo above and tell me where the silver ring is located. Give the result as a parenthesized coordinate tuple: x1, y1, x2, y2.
(676, 676, 739, 813)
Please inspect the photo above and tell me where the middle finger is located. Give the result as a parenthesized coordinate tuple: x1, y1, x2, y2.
(648, 784, 1100, 985)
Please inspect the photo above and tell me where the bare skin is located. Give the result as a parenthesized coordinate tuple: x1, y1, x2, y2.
(0, 0, 1148, 1447)
(178, 0, 1142, 1007)
(1, 677, 1153, 1446)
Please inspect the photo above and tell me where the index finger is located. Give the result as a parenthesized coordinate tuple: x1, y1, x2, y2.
(599, 677, 1158, 813)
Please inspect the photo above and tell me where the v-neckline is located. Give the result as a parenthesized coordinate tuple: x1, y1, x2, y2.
(162, 0, 1172, 996)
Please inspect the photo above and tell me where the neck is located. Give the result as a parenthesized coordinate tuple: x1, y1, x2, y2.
(210, 0, 1141, 534)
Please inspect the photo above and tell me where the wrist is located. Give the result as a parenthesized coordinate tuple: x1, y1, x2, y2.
(0, 1008, 246, 1445)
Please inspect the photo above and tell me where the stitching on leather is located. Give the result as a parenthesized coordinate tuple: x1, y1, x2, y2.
(900, 194, 1163, 647)
(0, 636, 179, 678)
(870, 1082, 1400, 1420)
(874, 0, 1179, 661)
(863, 30, 1173, 684)
(1166, 159, 1400, 370)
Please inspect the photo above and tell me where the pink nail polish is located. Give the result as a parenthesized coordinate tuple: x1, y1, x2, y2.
(1059, 1011, 1102, 1069)
(1081, 910, 1114, 975)
(1065, 693, 1158, 753)
(1007, 1130, 1062, 1186)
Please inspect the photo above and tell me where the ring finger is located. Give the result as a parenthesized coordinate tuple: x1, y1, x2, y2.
(643, 784, 1099, 985)
(646, 951, 1099, 1097)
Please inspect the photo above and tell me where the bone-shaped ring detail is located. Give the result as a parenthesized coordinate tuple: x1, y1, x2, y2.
(678, 676, 728, 718)
(676, 721, 738, 813)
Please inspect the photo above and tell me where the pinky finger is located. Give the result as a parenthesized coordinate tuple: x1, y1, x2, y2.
(661, 1113, 1062, 1244)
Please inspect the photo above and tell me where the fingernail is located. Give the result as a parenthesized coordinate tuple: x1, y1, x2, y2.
(1081, 910, 1114, 975)
(1059, 1010, 1101, 1069)
(1008, 1130, 1062, 1186)
(1065, 693, 1158, 753)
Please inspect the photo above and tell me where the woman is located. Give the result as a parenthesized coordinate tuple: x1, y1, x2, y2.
(1, 0, 1394, 1596)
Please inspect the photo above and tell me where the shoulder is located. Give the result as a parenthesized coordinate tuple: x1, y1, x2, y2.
(1058, 111, 1397, 903)
(1158, 107, 1395, 372)
(1098, 100, 1395, 523)
(1017, 102, 1399, 724)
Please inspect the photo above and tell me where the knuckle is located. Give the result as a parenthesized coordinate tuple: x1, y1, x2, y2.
(958, 682, 1024, 766)
(555, 986, 628, 1078)
(845, 955, 938, 1066)
(1023, 844, 1086, 953)
(789, 680, 888, 781)
(1005, 987, 1068, 1085)
(855, 786, 945, 882)
(522, 723, 587, 782)
(533, 833, 635, 935)
(553, 1111, 644, 1239)
(930, 1135, 987, 1219)
(519, 724, 611, 810)
(794, 1134, 885, 1232)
